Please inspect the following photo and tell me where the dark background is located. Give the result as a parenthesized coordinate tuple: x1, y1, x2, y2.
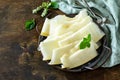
(0, 0, 120, 80)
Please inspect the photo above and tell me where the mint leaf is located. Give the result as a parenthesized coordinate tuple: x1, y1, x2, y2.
(86, 43, 90, 48)
(50, 2, 59, 9)
(87, 34, 91, 42)
(80, 41, 86, 49)
(79, 34, 91, 49)
(25, 19, 36, 31)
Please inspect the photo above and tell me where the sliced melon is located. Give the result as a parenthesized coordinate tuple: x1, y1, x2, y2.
(55, 16, 92, 36)
(59, 22, 105, 46)
(54, 24, 70, 36)
(48, 9, 89, 36)
(49, 41, 78, 65)
(39, 31, 73, 60)
(49, 15, 72, 36)
(39, 9, 105, 69)
(40, 39, 59, 60)
(52, 15, 71, 23)
(66, 16, 92, 32)
(73, 9, 88, 22)
(61, 42, 98, 69)
(49, 39, 100, 65)
(44, 31, 73, 42)
(41, 18, 50, 36)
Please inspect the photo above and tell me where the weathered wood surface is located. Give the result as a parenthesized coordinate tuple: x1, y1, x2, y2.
(0, 0, 120, 80)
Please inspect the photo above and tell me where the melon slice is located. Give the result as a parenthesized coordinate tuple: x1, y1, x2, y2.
(39, 31, 73, 60)
(41, 18, 50, 36)
(49, 41, 78, 65)
(49, 40, 99, 65)
(55, 16, 92, 36)
(59, 22, 105, 46)
(40, 39, 59, 60)
(61, 42, 98, 69)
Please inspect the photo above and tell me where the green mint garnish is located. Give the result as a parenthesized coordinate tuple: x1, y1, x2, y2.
(32, 1, 59, 17)
(79, 34, 91, 49)
(25, 19, 36, 31)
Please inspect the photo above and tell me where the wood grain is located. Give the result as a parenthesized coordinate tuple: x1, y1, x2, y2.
(0, 0, 120, 80)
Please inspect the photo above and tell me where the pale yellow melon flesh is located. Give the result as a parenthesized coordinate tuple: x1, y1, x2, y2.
(59, 22, 105, 46)
(61, 42, 98, 69)
(49, 41, 78, 65)
(38, 9, 105, 69)
(39, 31, 73, 60)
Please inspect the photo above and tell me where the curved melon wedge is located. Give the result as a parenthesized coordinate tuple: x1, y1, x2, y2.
(38, 31, 73, 60)
(49, 41, 78, 65)
(61, 42, 98, 69)
(59, 22, 105, 46)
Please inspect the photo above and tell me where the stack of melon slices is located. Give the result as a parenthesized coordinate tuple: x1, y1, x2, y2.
(38, 9, 105, 69)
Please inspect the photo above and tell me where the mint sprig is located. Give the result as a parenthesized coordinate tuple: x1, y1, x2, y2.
(50, 2, 59, 9)
(25, 19, 36, 31)
(79, 34, 91, 49)
(32, 1, 59, 17)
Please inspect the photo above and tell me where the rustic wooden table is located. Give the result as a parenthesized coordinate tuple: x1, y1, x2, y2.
(0, 0, 120, 80)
